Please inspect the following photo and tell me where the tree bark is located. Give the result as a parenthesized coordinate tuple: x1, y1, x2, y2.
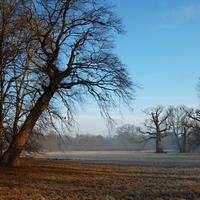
(0, 89, 54, 167)
(156, 134, 163, 153)
(182, 130, 188, 153)
(0, 23, 3, 157)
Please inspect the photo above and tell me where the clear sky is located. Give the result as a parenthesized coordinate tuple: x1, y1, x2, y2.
(74, 0, 200, 136)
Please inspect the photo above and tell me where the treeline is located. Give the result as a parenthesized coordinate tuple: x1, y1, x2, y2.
(36, 105, 200, 153)
(40, 132, 175, 152)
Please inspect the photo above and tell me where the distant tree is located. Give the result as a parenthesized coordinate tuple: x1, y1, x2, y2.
(82, 134, 106, 151)
(66, 133, 107, 151)
(116, 124, 139, 136)
(182, 107, 200, 150)
(42, 131, 61, 151)
(115, 124, 141, 150)
(188, 127, 200, 150)
(185, 79, 200, 148)
(140, 105, 172, 153)
(169, 106, 195, 152)
(1, 0, 137, 167)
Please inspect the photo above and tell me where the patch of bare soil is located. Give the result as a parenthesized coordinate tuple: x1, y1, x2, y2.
(0, 158, 200, 200)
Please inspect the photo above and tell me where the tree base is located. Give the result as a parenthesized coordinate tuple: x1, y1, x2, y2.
(0, 151, 21, 167)
(155, 150, 167, 153)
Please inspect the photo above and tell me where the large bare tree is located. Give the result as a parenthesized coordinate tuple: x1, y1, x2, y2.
(140, 105, 171, 153)
(0, 0, 137, 166)
(182, 107, 200, 150)
(0, 0, 31, 156)
(168, 106, 200, 152)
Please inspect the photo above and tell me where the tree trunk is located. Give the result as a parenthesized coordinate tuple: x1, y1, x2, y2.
(0, 26, 3, 158)
(182, 132, 188, 153)
(0, 89, 54, 167)
(156, 134, 163, 153)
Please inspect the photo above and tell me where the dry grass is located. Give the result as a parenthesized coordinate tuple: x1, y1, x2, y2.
(0, 158, 200, 200)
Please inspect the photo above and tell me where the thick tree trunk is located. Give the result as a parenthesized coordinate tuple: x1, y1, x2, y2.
(156, 134, 163, 153)
(0, 31, 3, 158)
(0, 89, 54, 167)
(182, 134, 188, 153)
(0, 83, 3, 157)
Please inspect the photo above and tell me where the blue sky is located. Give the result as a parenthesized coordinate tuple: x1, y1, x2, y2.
(75, 0, 200, 136)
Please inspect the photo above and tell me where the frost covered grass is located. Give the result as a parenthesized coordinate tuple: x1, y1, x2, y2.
(0, 152, 200, 199)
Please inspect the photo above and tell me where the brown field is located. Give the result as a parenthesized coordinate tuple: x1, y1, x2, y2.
(0, 151, 200, 200)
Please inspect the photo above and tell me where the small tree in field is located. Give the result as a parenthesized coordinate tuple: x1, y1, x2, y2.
(140, 105, 171, 153)
(0, 0, 137, 166)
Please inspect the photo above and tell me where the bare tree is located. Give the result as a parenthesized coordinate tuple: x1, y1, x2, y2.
(1, 0, 137, 166)
(0, 0, 31, 156)
(0, 0, 15, 156)
(169, 106, 193, 152)
(182, 107, 200, 150)
(0, 0, 47, 158)
(140, 105, 171, 153)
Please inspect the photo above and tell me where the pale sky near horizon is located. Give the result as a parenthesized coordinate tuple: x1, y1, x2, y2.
(72, 0, 200, 136)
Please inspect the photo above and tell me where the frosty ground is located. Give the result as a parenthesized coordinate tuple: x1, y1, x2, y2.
(36, 150, 200, 168)
(0, 151, 200, 199)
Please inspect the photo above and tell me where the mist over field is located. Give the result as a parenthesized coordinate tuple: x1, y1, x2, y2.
(36, 131, 200, 168)
(35, 151, 200, 168)
(40, 131, 200, 152)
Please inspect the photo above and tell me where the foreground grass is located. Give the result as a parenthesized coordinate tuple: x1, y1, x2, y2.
(0, 158, 200, 200)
